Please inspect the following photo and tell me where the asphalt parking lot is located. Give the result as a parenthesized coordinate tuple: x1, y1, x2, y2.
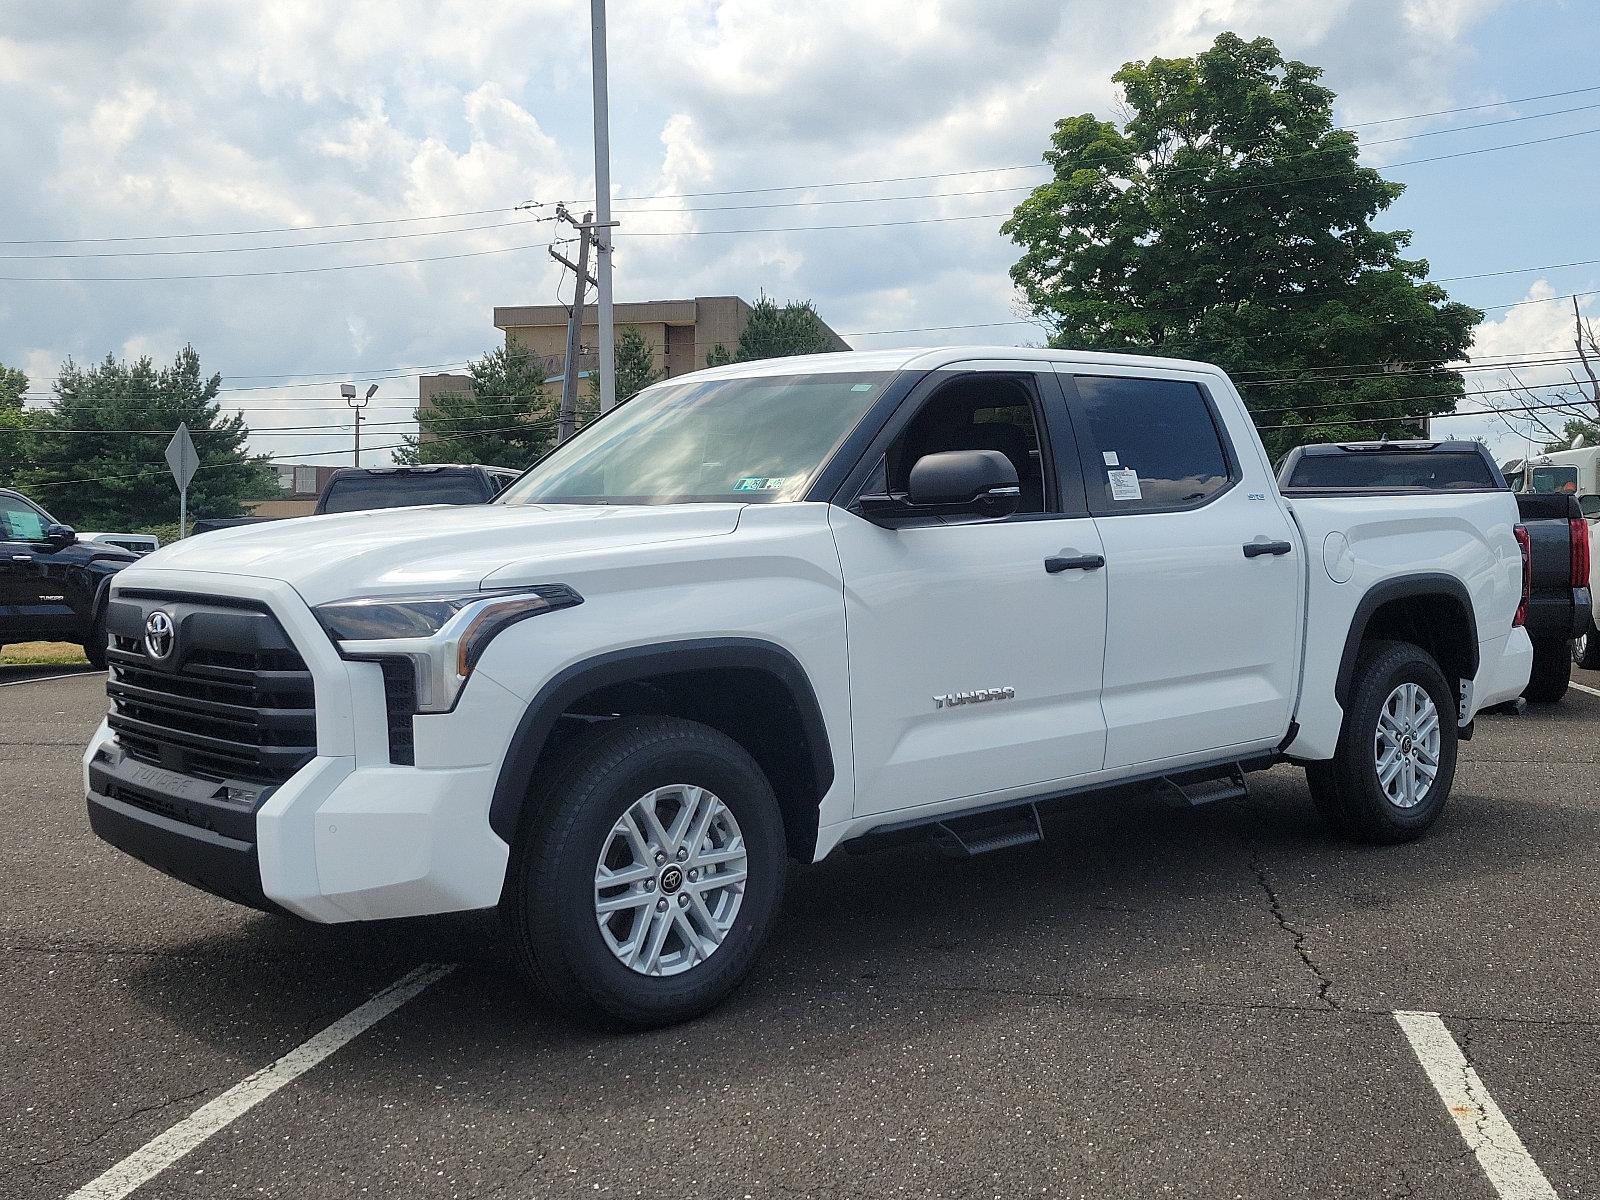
(4, 665, 1599, 1199)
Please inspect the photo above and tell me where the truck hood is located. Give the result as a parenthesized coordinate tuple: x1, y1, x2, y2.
(125, 503, 745, 606)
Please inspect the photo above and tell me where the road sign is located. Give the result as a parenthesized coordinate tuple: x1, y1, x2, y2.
(165, 423, 198, 538)
(165, 423, 198, 490)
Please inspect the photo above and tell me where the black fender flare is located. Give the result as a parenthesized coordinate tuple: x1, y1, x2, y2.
(488, 637, 836, 844)
(1334, 573, 1478, 705)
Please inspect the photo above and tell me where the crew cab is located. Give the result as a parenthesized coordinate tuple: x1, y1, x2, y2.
(1, 487, 134, 667)
(83, 349, 1532, 1027)
(1279, 441, 1590, 702)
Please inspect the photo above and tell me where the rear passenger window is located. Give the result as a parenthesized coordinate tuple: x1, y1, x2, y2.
(1072, 376, 1234, 513)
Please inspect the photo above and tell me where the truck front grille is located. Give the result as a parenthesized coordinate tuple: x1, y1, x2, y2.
(105, 592, 318, 785)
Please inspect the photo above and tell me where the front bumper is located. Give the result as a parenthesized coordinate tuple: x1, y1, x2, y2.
(82, 569, 525, 924)
(87, 745, 279, 912)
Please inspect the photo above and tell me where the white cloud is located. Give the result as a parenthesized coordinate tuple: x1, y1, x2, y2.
(0, 0, 1540, 469)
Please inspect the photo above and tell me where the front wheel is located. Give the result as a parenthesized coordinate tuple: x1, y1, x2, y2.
(1309, 640, 1458, 844)
(504, 716, 787, 1028)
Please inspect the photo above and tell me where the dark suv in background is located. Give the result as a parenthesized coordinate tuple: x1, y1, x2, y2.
(0, 488, 135, 668)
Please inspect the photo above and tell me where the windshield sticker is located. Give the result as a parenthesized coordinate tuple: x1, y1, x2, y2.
(851, 383, 874, 392)
(1102, 451, 1120, 467)
(734, 476, 789, 492)
(1107, 468, 1143, 501)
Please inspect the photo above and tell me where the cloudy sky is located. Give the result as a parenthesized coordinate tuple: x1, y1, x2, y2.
(2, 0, 1597, 469)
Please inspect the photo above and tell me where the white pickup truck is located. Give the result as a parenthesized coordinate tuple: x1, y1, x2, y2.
(84, 348, 1533, 1026)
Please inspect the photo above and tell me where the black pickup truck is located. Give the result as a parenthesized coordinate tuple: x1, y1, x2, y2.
(1278, 440, 1591, 702)
(0, 487, 135, 667)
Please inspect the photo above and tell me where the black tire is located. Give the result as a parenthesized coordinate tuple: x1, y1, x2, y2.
(1575, 618, 1600, 670)
(1309, 640, 1459, 844)
(82, 609, 108, 670)
(1524, 637, 1571, 703)
(503, 716, 786, 1029)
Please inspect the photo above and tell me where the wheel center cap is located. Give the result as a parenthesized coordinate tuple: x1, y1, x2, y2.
(658, 865, 684, 894)
(1401, 736, 1414, 754)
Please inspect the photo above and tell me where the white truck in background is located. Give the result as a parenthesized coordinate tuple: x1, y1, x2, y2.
(84, 348, 1531, 1027)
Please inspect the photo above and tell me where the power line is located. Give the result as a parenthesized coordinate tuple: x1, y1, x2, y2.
(0, 217, 545, 261)
(0, 207, 522, 247)
(0, 240, 552, 283)
(1342, 83, 1600, 128)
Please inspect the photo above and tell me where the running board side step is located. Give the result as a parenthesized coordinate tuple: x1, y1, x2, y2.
(931, 803, 1044, 858)
(1159, 765, 1248, 809)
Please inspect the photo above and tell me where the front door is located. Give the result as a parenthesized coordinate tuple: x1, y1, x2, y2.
(1058, 370, 1303, 770)
(830, 367, 1109, 818)
(0, 493, 70, 637)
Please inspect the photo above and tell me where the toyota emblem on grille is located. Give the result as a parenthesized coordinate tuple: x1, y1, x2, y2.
(143, 610, 176, 661)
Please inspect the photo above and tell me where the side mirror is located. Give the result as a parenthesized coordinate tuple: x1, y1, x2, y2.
(854, 450, 1022, 524)
(44, 523, 77, 548)
(908, 450, 1021, 518)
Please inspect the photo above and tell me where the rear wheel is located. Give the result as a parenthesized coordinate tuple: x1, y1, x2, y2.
(504, 716, 786, 1028)
(82, 609, 108, 670)
(1524, 637, 1572, 703)
(1309, 640, 1458, 844)
(1575, 619, 1600, 670)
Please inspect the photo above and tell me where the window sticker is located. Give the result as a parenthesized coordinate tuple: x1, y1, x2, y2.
(851, 383, 875, 392)
(1107, 468, 1143, 501)
(1102, 451, 1120, 467)
(734, 476, 789, 492)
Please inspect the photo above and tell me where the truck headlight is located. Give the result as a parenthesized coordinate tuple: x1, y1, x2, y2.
(315, 585, 582, 713)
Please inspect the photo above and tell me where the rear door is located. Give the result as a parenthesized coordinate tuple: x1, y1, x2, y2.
(1057, 369, 1302, 771)
(830, 364, 1109, 818)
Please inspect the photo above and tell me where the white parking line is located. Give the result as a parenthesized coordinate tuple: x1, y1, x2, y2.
(66, 964, 455, 1200)
(1569, 680, 1600, 700)
(1393, 1011, 1558, 1200)
(0, 670, 100, 688)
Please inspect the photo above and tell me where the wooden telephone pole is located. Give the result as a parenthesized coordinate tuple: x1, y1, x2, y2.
(550, 205, 599, 444)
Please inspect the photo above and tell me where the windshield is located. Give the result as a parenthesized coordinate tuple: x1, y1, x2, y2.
(500, 372, 893, 506)
(1528, 466, 1579, 494)
(320, 473, 487, 513)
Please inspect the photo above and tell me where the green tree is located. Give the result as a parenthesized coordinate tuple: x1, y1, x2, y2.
(705, 296, 839, 366)
(0, 362, 32, 470)
(1003, 32, 1482, 460)
(18, 346, 272, 529)
(396, 345, 556, 467)
(590, 326, 665, 407)
(1540, 417, 1600, 455)
(0, 361, 26, 410)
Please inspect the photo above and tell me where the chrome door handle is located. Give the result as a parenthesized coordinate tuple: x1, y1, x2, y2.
(1045, 554, 1105, 573)
(1243, 540, 1293, 558)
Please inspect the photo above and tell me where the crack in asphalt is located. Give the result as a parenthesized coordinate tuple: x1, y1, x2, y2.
(1230, 804, 1340, 1010)
(23, 1084, 211, 1176)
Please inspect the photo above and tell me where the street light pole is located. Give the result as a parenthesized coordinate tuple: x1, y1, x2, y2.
(590, 0, 617, 413)
(343, 383, 376, 465)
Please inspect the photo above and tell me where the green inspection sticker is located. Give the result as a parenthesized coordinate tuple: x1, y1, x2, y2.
(851, 383, 874, 392)
(734, 476, 789, 492)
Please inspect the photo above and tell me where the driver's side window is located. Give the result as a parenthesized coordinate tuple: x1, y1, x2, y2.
(881, 376, 1049, 515)
(0, 496, 47, 542)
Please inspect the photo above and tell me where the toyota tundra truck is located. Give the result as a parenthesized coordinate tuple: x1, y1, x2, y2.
(83, 348, 1533, 1027)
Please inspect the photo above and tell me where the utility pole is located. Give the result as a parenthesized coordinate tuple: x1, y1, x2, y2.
(590, 0, 617, 413)
(550, 205, 598, 443)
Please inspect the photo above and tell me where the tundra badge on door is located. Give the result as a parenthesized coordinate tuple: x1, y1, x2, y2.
(933, 686, 1016, 710)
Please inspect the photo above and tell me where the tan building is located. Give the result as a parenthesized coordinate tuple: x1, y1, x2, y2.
(491, 295, 849, 382)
